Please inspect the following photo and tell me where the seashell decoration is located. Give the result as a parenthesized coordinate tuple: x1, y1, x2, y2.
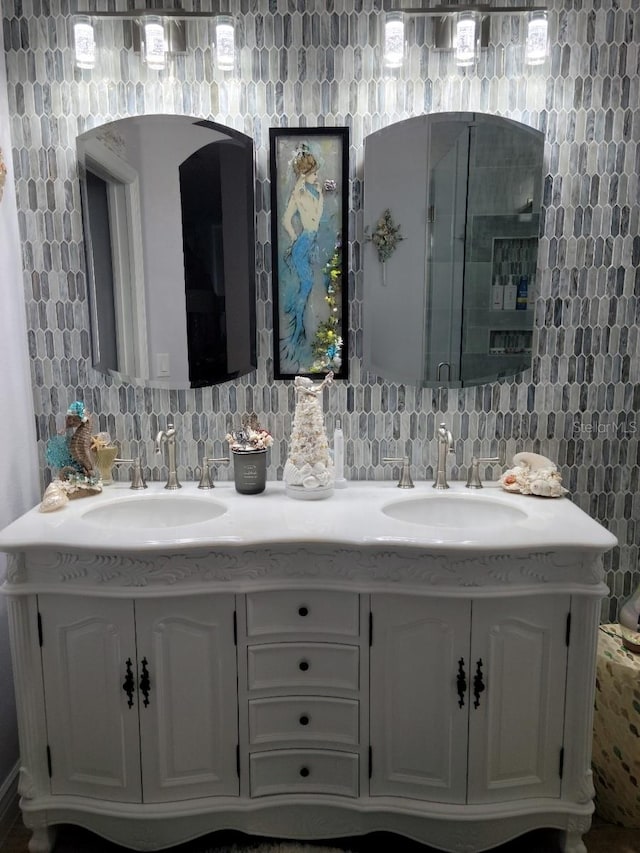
(500, 452, 568, 498)
(41, 402, 103, 510)
(39, 480, 70, 513)
(65, 401, 97, 478)
(284, 373, 335, 498)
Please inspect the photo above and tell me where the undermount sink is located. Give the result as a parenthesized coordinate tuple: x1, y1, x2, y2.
(381, 493, 528, 530)
(80, 494, 227, 530)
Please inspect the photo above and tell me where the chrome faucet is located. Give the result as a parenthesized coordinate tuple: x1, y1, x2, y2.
(466, 455, 504, 489)
(113, 457, 147, 490)
(433, 422, 454, 490)
(155, 418, 181, 490)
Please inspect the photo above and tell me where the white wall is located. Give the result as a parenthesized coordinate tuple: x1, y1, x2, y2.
(0, 21, 40, 824)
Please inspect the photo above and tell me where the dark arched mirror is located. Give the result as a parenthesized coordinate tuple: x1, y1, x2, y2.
(78, 115, 256, 388)
(363, 112, 544, 387)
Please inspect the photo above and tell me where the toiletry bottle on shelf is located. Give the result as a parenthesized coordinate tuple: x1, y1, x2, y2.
(516, 275, 528, 310)
(333, 418, 347, 488)
(491, 276, 504, 310)
(503, 276, 518, 310)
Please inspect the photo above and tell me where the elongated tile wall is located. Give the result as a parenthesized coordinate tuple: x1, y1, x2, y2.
(2, 0, 638, 620)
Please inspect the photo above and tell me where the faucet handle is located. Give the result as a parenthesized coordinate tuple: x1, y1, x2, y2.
(198, 457, 230, 490)
(382, 456, 415, 489)
(114, 457, 147, 490)
(466, 455, 504, 490)
(438, 422, 454, 450)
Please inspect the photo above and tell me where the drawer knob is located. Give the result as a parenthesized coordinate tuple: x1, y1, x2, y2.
(298, 606, 309, 617)
(298, 659, 310, 672)
(299, 766, 310, 778)
(299, 714, 310, 726)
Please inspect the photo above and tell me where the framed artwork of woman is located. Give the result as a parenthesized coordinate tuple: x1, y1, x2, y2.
(269, 127, 349, 379)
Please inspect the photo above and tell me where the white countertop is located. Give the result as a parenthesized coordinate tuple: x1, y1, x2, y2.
(0, 479, 618, 556)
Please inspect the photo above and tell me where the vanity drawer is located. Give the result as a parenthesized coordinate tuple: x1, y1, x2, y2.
(249, 749, 359, 798)
(245, 590, 359, 638)
(247, 643, 359, 692)
(249, 696, 359, 747)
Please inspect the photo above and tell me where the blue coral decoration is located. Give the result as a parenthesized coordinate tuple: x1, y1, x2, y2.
(67, 401, 86, 420)
(46, 435, 79, 472)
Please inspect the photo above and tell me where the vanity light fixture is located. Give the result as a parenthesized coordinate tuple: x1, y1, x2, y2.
(142, 15, 167, 69)
(454, 11, 479, 67)
(384, 11, 406, 69)
(393, 4, 548, 68)
(70, 8, 236, 72)
(525, 9, 548, 65)
(73, 15, 96, 70)
(214, 15, 236, 71)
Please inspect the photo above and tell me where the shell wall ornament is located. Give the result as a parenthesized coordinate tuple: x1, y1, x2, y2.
(500, 452, 568, 498)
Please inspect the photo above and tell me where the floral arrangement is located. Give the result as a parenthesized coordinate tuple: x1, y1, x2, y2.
(365, 208, 404, 264)
(226, 413, 274, 452)
(311, 236, 343, 373)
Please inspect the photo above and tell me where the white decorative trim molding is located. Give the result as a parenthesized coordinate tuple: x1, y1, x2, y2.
(15, 546, 605, 591)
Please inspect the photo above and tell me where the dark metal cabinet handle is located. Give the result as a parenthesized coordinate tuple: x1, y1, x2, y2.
(473, 659, 485, 709)
(299, 714, 310, 726)
(122, 658, 135, 709)
(456, 658, 467, 708)
(139, 657, 151, 707)
(299, 766, 310, 778)
(298, 659, 310, 672)
(298, 605, 309, 617)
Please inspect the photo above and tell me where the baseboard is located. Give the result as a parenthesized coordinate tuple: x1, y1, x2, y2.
(0, 762, 20, 845)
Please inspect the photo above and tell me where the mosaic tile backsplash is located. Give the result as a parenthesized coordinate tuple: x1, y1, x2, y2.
(2, 0, 638, 621)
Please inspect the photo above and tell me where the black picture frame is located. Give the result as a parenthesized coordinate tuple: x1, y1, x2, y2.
(269, 126, 349, 380)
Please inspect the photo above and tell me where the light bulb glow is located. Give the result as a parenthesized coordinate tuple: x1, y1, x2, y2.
(525, 11, 548, 66)
(73, 16, 95, 70)
(144, 17, 166, 69)
(384, 13, 405, 69)
(455, 12, 478, 67)
(215, 16, 236, 71)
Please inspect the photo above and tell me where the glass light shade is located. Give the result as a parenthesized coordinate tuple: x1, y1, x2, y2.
(384, 12, 405, 69)
(215, 16, 236, 71)
(144, 16, 166, 69)
(73, 16, 95, 70)
(455, 12, 478, 67)
(525, 10, 548, 66)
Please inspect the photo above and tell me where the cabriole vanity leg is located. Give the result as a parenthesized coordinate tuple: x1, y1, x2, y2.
(27, 825, 57, 853)
(563, 830, 587, 853)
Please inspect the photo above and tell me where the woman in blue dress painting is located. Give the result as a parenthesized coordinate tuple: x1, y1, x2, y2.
(281, 146, 324, 369)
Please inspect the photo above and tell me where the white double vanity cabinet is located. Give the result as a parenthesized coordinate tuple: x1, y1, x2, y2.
(0, 482, 616, 853)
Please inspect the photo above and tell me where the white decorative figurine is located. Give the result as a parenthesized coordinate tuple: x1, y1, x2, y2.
(284, 372, 335, 499)
(500, 451, 568, 498)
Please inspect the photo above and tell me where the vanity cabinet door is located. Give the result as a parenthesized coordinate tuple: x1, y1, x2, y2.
(39, 594, 239, 804)
(39, 595, 142, 802)
(467, 595, 569, 803)
(369, 595, 471, 803)
(369, 593, 570, 806)
(134, 596, 238, 802)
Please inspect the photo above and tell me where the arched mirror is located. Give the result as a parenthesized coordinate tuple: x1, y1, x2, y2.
(78, 115, 256, 389)
(363, 112, 544, 387)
